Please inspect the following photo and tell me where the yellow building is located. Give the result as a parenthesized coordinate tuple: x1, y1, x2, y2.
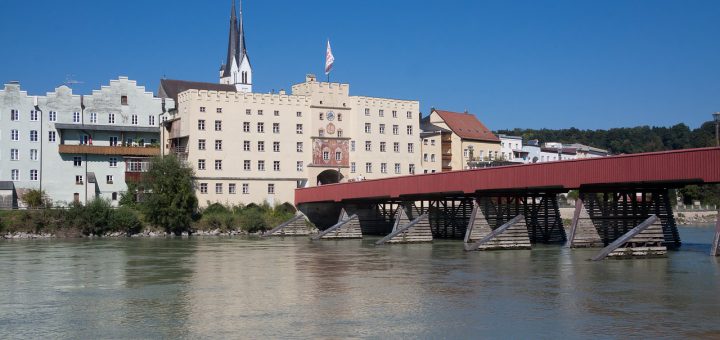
(420, 109, 501, 171)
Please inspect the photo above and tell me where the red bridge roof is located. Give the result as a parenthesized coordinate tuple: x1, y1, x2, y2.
(296, 147, 720, 205)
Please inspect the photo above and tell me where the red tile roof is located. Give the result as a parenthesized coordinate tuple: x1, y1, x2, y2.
(433, 109, 500, 142)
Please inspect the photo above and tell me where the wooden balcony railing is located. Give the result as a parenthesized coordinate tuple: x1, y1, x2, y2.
(59, 144, 160, 157)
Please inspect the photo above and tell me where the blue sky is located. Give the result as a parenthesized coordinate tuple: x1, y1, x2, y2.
(1, 0, 718, 130)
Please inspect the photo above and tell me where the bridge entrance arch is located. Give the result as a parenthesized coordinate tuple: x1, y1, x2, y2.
(317, 169, 343, 185)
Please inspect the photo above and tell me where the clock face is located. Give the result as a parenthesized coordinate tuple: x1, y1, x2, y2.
(326, 111, 335, 121)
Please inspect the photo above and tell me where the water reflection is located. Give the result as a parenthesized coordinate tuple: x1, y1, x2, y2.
(0, 227, 719, 338)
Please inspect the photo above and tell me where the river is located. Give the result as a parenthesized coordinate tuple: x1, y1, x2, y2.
(1, 225, 719, 339)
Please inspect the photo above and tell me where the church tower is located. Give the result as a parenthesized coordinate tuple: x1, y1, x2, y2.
(219, 0, 252, 92)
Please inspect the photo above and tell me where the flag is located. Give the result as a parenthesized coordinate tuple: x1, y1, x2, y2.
(325, 39, 335, 75)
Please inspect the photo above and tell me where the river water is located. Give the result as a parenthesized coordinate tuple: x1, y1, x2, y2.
(1, 226, 719, 339)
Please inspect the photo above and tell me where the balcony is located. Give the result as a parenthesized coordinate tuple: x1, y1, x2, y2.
(125, 160, 151, 183)
(442, 153, 452, 160)
(59, 144, 160, 157)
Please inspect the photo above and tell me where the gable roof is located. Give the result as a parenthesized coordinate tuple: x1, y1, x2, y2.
(158, 79, 236, 102)
(432, 109, 500, 142)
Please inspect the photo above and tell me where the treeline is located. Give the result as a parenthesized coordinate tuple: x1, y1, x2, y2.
(496, 121, 716, 154)
(497, 120, 719, 205)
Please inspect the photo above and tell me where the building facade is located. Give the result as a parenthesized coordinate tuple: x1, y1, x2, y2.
(0, 77, 170, 207)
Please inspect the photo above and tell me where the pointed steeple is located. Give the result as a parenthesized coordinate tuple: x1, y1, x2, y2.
(222, 0, 239, 78)
(238, 0, 247, 58)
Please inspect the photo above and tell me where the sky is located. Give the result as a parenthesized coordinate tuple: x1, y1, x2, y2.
(1, 0, 718, 130)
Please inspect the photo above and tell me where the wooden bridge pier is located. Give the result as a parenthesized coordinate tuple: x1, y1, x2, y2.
(375, 207, 433, 245)
(477, 192, 566, 244)
(711, 211, 720, 256)
(464, 201, 531, 251)
(590, 215, 667, 260)
(311, 208, 363, 240)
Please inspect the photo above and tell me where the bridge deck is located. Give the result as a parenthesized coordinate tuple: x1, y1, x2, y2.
(296, 147, 720, 205)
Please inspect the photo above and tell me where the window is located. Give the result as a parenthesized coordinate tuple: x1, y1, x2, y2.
(246, 109, 251, 115)
(394, 163, 401, 174)
(338, 113, 343, 121)
(200, 183, 208, 194)
(244, 160, 251, 171)
(273, 123, 280, 133)
(149, 115, 155, 126)
(431, 139, 436, 146)
(30, 149, 37, 161)
(215, 160, 222, 170)
(198, 119, 206, 130)
(215, 140, 222, 151)
(463, 149, 469, 158)
(112, 192, 118, 201)
(319, 112, 324, 120)
(423, 139, 428, 145)
(424, 153, 428, 162)
(296, 111, 302, 117)
(407, 111, 412, 119)
(108, 113, 115, 124)
(242, 183, 249, 194)
(296, 124, 303, 134)
(297, 161, 303, 171)
(11, 169, 19, 181)
(268, 183, 275, 194)
(273, 161, 280, 171)
(365, 141, 371, 151)
(296, 142, 303, 152)
(257, 122, 264, 133)
(258, 141, 265, 152)
(273, 142, 280, 152)
(200, 106, 206, 112)
(258, 110, 263, 116)
(241, 140, 250, 151)
(409, 164, 416, 174)
(381, 163, 387, 173)
(48, 131, 56, 142)
(274, 110, 279, 116)
(109, 136, 118, 146)
(10, 149, 19, 160)
(380, 142, 386, 152)
(365, 123, 371, 133)
(109, 157, 117, 167)
(89, 112, 97, 123)
(216, 107, 222, 113)
(131, 114, 138, 125)
(229, 183, 236, 194)
(10, 109, 19, 121)
(30, 110, 38, 121)
(379, 124, 385, 134)
(350, 162, 356, 173)
(335, 151, 342, 161)
(323, 151, 329, 160)
(215, 120, 222, 131)
(216, 183, 223, 194)
(30, 130, 38, 142)
(393, 142, 400, 153)
(73, 156, 82, 167)
(197, 159, 206, 170)
(365, 162, 373, 173)
(407, 125, 413, 135)
(80, 135, 90, 145)
(198, 139, 206, 150)
(364, 108, 370, 116)
(258, 160, 265, 171)
(73, 112, 80, 123)
(408, 143, 414, 153)
(351, 141, 355, 152)
(106, 175, 114, 184)
(431, 154, 436, 162)
(337, 129, 344, 137)
(318, 129, 324, 137)
(49, 111, 57, 122)
(243, 122, 250, 132)
(392, 110, 398, 118)
(121, 96, 128, 105)
(76, 175, 84, 185)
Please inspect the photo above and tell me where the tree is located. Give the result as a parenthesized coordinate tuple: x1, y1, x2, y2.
(21, 189, 49, 208)
(139, 155, 198, 235)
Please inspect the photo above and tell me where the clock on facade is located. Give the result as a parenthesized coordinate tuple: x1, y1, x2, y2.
(326, 111, 335, 121)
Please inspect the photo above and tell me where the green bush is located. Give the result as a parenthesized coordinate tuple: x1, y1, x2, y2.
(77, 198, 113, 235)
(238, 207, 266, 233)
(109, 207, 143, 235)
(22, 189, 49, 208)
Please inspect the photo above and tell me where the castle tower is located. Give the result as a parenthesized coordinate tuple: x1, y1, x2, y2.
(219, 0, 252, 92)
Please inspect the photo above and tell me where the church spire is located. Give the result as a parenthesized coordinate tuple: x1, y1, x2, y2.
(238, 0, 247, 57)
(222, 0, 240, 79)
(220, 0, 252, 92)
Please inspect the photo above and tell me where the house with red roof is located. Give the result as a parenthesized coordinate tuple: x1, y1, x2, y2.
(420, 109, 501, 171)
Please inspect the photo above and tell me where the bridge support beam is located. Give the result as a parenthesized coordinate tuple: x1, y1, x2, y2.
(263, 213, 315, 237)
(465, 215, 531, 251)
(311, 208, 362, 240)
(565, 198, 603, 248)
(711, 211, 720, 256)
(580, 187, 680, 249)
(590, 215, 667, 260)
(477, 193, 565, 244)
(376, 208, 433, 245)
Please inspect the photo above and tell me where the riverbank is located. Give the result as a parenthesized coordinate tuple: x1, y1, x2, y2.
(2, 228, 266, 240)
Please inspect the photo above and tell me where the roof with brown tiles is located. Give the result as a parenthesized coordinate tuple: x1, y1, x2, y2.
(432, 109, 500, 142)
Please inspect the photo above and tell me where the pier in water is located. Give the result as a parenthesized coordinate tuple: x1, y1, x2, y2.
(1, 225, 719, 338)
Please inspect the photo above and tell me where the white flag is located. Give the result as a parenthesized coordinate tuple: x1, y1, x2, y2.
(325, 40, 335, 75)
